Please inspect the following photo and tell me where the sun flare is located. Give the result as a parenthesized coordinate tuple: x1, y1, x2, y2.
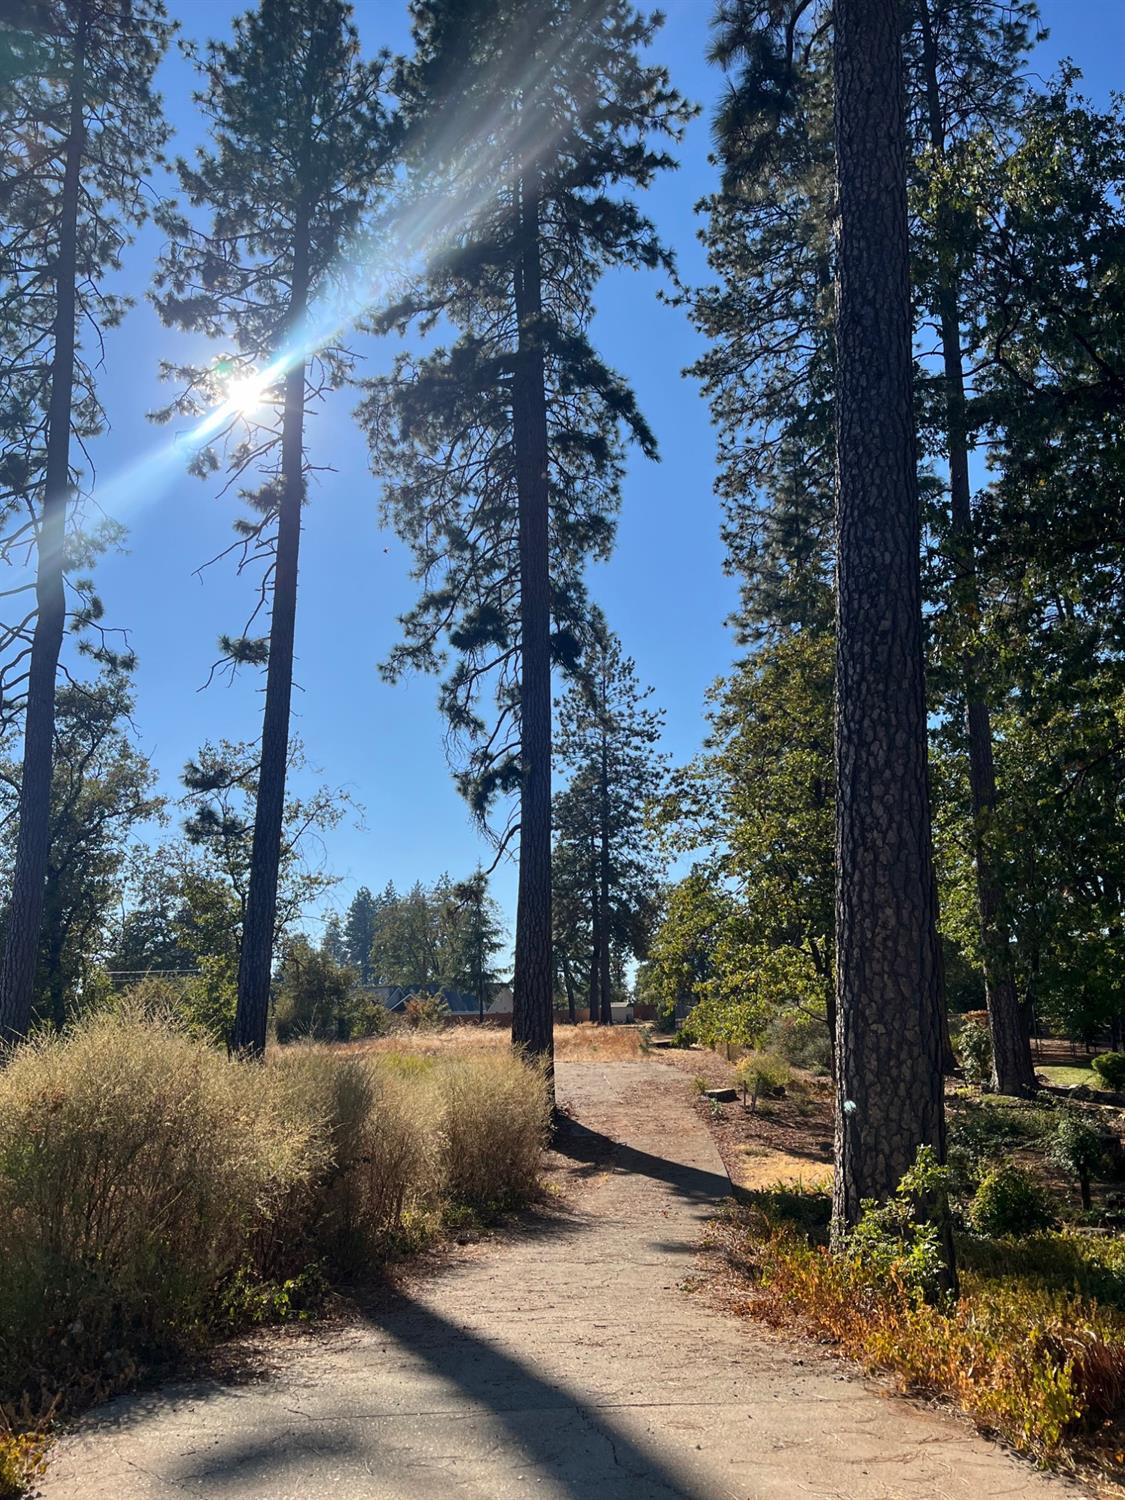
(225, 370, 269, 416)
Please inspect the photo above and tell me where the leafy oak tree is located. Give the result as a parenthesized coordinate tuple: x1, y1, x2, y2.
(360, 0, 691, 1085)
(152, 0, 393, 1054)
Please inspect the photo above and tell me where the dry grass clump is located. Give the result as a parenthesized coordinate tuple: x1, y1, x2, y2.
(0, 1012, 548, 1425)
(0, 1010, 321, 1405)
(436, 1050, 550, 1208)
(352, 1019, 647, 1063)
(555, 1023, 645, 1061)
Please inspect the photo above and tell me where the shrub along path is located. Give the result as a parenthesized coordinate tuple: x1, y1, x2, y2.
(39, 1058, 1077, 1499)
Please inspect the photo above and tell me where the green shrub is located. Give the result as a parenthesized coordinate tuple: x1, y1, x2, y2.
(1047, 1111, 1107, 1211)
(274, 939, 358, 1042)
(845, 1146, 951, 1304)
(734, 1050, 790, 1111)
(954, 1017, 993, 1087)
(1091, 1052, 1125, 1091)
(969, 1162, 1054, 1238)
(733, 1152, 1125, 1462)
(680, 992, 766, 1053)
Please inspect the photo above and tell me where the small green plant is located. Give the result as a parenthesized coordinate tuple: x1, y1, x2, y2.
(846, 1145, 952, 1303)
(954, 1017, 993, 1087)
(691, 1073, 708, 1094)
(220, 1263, 328, 1329)
(1047, 1112, 1106, 1211)
(1091, 1052, 1125, 1091)
(969, 1162, 1054, 1238)
(735, 1050, 790, 1112)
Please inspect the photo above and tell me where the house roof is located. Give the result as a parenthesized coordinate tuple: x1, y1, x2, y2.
(368, 983, 483, 1015)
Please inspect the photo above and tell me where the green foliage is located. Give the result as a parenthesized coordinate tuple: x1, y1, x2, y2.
(1047, 1113, 1107, 1209)
(846, 1146, 952, 1305)
(0, 0, 172, 711)
(969, 1163, 1054, 1238)
(359, 0, 692, 833)
(1091, 1053, 1125, 1091)
(0, 670, 161, 1032)
(553, 634, 668, 1017)
(734, 1050, 790, 1111)
(946, 1097, 1049, 1182)
(953, 1015, 993, 1086)
(681, 990, 768, 1054)
(650, 633, 834, 1063)
(764, 1006, 832, 1073)
(402, 993, 451, 1031)
(636, 871, 732, 1026)
(273, 937, 358, 1042)
(368, 875, 506, 999)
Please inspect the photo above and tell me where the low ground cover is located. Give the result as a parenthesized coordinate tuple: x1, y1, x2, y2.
(0, 1011, 548, 1493)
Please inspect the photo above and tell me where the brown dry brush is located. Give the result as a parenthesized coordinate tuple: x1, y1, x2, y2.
(0, 1011, 549, 1448)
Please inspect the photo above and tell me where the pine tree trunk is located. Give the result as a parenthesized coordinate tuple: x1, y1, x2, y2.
(598, 733, 612, 1025)
(510, 167, 554, 1089)
(831, 0, 951, 1258)
(0, 10, 87, 1049)
(231, 211, 310, 1057)
(588, 860, 600, 1023)
(916, 0, 1035, 1099)
(561, 953, 577, 1024)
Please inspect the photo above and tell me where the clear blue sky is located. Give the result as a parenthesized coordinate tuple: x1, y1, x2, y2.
(76, 0, 1123, 950)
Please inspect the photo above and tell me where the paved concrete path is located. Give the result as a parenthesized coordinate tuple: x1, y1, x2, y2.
(39, 1059, 1079, 1499)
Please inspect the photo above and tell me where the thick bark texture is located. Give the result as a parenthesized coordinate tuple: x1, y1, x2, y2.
(510, 169, 555, 1089)
(598, 736, 612, 1025)
(230, 215, 310, 1057)
(831, 0, 949, 1240)
(0, 12, 87, 1048)
(588, 874, 601, 1023)
(916, 1, 1035, 1098)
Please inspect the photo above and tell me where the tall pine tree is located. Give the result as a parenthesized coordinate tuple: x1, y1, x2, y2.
(554, 635, 667, 1024)
(831, 0, 949, 1248)
(360, 0, 691, 1085)
(907, 0, 1040, 1095)
(152, 0, 393, 1054)
(0, 0, 171, 1045)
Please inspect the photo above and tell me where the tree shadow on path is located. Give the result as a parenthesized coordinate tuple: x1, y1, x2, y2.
(553, 1117, 734, 1205)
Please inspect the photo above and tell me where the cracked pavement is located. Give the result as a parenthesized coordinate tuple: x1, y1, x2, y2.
(37, 1058, 1081, 1499)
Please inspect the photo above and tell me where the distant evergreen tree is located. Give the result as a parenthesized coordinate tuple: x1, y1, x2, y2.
(359, 0, 691, 1084)
(320, 912, 348, 967)
(450, 870, 507, 1016)
(343, 885, 381, 983)
(554, 636, 667, 1023)
(0, 0, 172, 1045)
(151, 0, 394, 1056)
